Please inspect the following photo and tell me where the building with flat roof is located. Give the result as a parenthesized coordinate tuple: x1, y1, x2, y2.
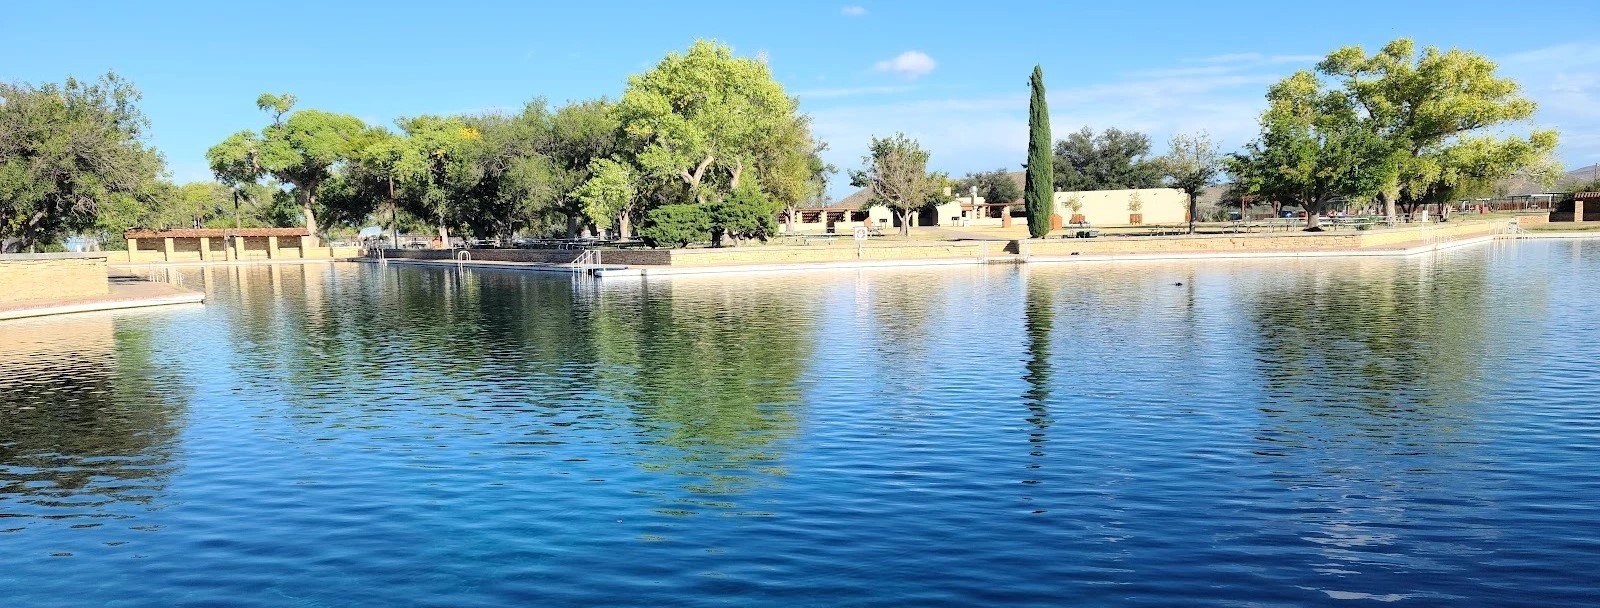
(122, 228, 357, 263)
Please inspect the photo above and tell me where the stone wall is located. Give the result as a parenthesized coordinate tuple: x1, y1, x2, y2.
(661, 242, 990, 266)
(0, 253, 108, 305)
(1024, 221, 1498, 257)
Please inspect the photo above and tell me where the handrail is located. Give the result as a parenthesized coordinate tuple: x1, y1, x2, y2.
(454, 249, 472, 262)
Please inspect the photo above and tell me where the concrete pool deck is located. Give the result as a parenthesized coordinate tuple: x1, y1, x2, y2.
(357, 223, 1598, 279)
(0, 274, 205, 321)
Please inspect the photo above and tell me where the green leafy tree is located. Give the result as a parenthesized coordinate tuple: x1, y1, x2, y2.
(1052, 126, 1162, 192)
(390, 115, 482, 246)
(572, 157, 637, 238)
(0, 72, 165, 251)
(959, 169, 1022, 205)
(545, 98, 619, 236)
(758, 117, 832, 235)
(1317, 39, 1557, 219)
(616, 40, 800, 204)
(638, 203, 710, 248)
(1160, 132, 1221, 233)
(1025, 65, 1054, 238)
(205, 93, 367, 238)
(848, 133, 939, 237)
(1228, 71, 1391, 229)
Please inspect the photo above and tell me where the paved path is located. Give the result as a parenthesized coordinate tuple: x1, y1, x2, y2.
(0, 275, 204, 320)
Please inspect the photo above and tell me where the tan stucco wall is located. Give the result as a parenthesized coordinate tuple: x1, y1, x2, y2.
(0, 253, 109, 305)
(1053, 188, 1188, 226)
(1025, 221, 1497, 256)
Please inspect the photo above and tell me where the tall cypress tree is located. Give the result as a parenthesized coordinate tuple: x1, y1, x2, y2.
(1024, 65, 1054, 238)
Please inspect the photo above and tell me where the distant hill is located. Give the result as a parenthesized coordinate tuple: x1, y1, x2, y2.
(1561, 164, 1600, 189)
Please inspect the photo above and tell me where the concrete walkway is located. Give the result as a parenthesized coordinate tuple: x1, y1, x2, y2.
(0, 275, 205, 321)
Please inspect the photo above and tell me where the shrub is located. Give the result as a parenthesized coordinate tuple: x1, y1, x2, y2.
(708, 184, 778, 245)
(638, 204, 710, 248)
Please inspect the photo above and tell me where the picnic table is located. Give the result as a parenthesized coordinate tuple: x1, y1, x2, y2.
(1323, 216, 1376, 230)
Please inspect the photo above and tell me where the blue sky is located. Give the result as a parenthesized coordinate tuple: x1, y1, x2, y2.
(5, 0, 1598, 198)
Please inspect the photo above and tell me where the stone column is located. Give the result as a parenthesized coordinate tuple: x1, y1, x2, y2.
(301, 235, 317, 258)
(199, 237, 212, 261)
(126, 238, 138, 263)
(163, 237, 175, 262)
(1576, 199, 1586, 223)
(267, 236, 279, 259)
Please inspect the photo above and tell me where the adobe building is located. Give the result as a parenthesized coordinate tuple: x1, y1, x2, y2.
(1550, 193, 1599, 222)
(123, 228, 360, 263)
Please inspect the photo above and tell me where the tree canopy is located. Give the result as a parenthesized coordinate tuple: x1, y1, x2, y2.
(849, 132, 942, 237)
(1230, 38, 1559, 228)
(0, 73, 165, 251)
(958, 169, 1022, 205)
(206, 94, 367, 237)
(1159, 132, 1221, 233)
(1052, 127, 1163, 192)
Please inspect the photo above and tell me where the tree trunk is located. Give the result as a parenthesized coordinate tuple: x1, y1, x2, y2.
(1187, 191, 1198, 234)
(1383, 194, 1397, 225)
(785, 205, 796, 234)
(566, 212, 578, 238)
(1305, 209, 1322, 230)
(899, 209, 912, 237)
(438, 217, 450, 249)
(301, 190, 319, 238)
(618, 211, 632, 239)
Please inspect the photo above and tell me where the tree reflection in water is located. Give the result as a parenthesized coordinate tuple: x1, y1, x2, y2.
(1022, 269, 1054, 463)
(0, 315, 187, 527)
(591, 276, 818, 506)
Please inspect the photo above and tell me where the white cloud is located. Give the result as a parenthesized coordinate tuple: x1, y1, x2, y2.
(841, 5, 867, 16)
(873, 51, 937, 80)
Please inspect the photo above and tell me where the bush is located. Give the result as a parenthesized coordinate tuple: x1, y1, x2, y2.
(638, 204, 710, 248)
(708, 184, 778, 245)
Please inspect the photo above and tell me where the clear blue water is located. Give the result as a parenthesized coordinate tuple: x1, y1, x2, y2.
(3, 240, 1599, 606)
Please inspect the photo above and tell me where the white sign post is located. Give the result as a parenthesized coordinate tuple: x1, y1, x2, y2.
(853, 226, 869, 258)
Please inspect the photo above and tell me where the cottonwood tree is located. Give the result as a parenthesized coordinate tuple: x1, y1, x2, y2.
(1228, 71, 1390, 230)
(545, 98, 620, 236)
(849, 133, 940, 236)
(0, 72, 166, 251)
(572, 158, 637, 238)
(1317, 39, 1557, 219)
(615, 40, 800, 204)
(206, 93, 367, 237)
(1159, 132, 1221, 234)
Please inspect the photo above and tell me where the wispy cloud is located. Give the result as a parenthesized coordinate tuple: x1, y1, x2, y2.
(1499, 43, 1600, 167)
(795, 85, 911, 99)
(873, 51, 936, 80)
(841, 5, 867, 16)
(814, 43, 1600, 197)
(814, 53, 1295, 195)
